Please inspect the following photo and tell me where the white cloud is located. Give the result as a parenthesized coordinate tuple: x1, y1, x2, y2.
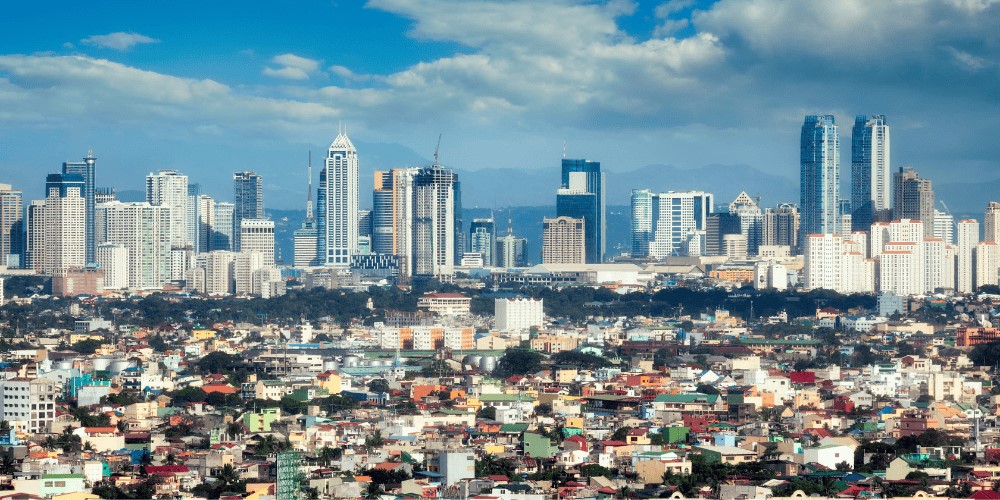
(81, 32, 159, 51)
(263, 53, 322, 80)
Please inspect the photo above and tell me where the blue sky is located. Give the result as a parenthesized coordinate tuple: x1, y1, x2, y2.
(1, 0, 998, 209)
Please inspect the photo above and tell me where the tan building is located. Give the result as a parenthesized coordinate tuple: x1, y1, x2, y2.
(417, 293, 471, 316)
(542, 216, 585, 264)
(530, 333, 579, 353)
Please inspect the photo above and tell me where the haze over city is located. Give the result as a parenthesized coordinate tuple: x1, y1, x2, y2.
(2, 0, 999, 209)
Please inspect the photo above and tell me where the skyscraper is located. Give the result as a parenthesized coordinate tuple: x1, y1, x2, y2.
(469, 218, 496, 266)
(762, 203, 800, 251)
(495, 219, 527, 268)
(800, 115, 840, 242)
(728, 192, 763, 256)
(557, 159, 604, 263)
(892, 167, 935, 238)
(413, 163, 460, 279)
(984, 202, 1000, 243)
(27, 174, 86, 275)
(233, 171, 264, 251)
(294, 154, 320, 268)
(542, 216, 586, 264)
(212, 202, 235, 252)
(851, 115, 891, 231)
(630, 189, 653, 258)
(239, 219, 275, 267)
(61, 150, 97, 263)
(372, 168, 419, 276)
(632, 190, 713, 259)
(318, 130, 359, 267)
(146, 170, 189, 248)
(0, 184, 24, 268)
(956, 219, 979, 293)
(195, 194, 215, 253)
(97, 201, 172, 289)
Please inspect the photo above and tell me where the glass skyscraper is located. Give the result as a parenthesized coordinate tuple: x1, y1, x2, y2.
(800, 115, 840, 242)
(556, 159, 604, 263)
(851, 115, 890, 231)
(61, 150, 96, 264)
(233, 171, 264, 251)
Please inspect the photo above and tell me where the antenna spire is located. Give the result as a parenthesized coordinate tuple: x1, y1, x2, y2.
(306, 151, 314, 222)
(433, 134, 442, 166)
(562, 141, 566, 159)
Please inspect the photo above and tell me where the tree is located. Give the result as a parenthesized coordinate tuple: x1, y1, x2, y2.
(492, 349, 544, 378)
(365, 429, 385, 448)
(611, 426, 631, 441)
(196, 351, 244, 375)
(368, 378, 390, 394)
(579, 463, 613, 478)
(475, 454, 514, 478)
(476, 406, 497, 420)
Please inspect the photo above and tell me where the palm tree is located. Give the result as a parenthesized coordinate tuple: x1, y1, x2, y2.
(318, 446, 337, 466)
(226, 422, 244, 441)
(363, 481, 382, 499)
(164, 452, 177, 465)
(217, 464, 241, 487)
(0, 420, 10, 435)
(0, 454, 17, 475)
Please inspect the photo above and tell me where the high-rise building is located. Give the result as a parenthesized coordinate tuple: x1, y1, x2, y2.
(0, 183, 24, 268)
(557, 159, 604, 263)
(800, 115, 840, 242)
(97, 201, 172, 289)
(413, 163, 460, 279)
(240, 219, 275, 267)
(976, 242, 1000, 289)
(892, 167, 935, 239)
(728, 192, 763, 256)
(630, 189, 653, 257)
(984, 202, 1000, 243)
(318, 130, 359, 267)
(195, 194, 215, 253)
(94, 187, 115, 204)
(294, 155, 320, 268)
(804, 233, 875, 293)
(933, 209, 954, 244)
(705, 213, 741, 257)
(495, 219, 527, 268)
(233, 171, 264, 251)
(636, 190, 713, 258)
(851, 115, 890, 231)
(469, 218, 496, 267)
(26, 174, 86, 275)
(96, 242, 129, 290)
(212, 202, 235, 252)
(0, 378, 57, 434)
(372, 168, 418, 275)
(146, 170, 189, 249)
(358, 209, 373, 255)
(62, 150, 97, 263)
(956, 219, 979, 293)
(762, 203, 800, 252)
(542, 216, 585, 264)
(495, 297, 544, 332)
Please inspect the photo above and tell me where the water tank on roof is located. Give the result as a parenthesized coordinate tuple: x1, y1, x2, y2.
(480, 356, 497, 373)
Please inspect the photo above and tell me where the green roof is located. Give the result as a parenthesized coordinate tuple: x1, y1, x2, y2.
(499, 423, 530, 434)
(738, 338, 822, 346)
(42, 474, 85, 479)
(653, 393, 719, 404)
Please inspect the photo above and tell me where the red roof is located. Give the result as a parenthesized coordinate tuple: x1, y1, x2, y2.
(145, 465, 190, 475)
(970, 491, 1000, 500)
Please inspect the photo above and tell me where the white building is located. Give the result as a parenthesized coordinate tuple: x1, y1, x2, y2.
(203, 251, 235, 296)
(320, 130, 359, 268)
(648, 191, 714, 258)
(880, 242, 922, 296)
(438, 451, 475, 488)
(753, 261, 788, 291)
(0, 377, 57, 434)
(97, 201, 172, 289)
(234, 252, 267, 295)
(975, 241, 1000, 289)
(239, 219, 275, 267)
(933, 209, 954, 244)
(495, 297, 544, 332)
(95, 243, 128, 289)
(27, 176, 86, 276)
(145, 170, 189, 248)
(956, 219, 979, 293)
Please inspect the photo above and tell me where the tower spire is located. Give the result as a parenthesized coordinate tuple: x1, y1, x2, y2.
(306, 151, 314, 222)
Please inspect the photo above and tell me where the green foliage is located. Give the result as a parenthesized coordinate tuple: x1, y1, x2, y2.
(196, 351, 244, 375)
(70, 406, 111, 427)
(70, 338, 104, 355)
(475, 454, 514, 478)
(611, 426, 631, 441)
(169, 386, 208, 405)
(579, 463, 613, 478)
(970, 341, 1000, 366)
(493, 348, 544, 378)
(362, 464, 410, 485)
(368, 378, 390, 394)
(93, 478, 160, 499)
(147, 334, 169, 352)
(190, 463, 246, 498)
(550, 350, 612, 370)
(476, 406, 497, 420)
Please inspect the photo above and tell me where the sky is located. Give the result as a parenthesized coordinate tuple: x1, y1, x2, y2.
(0, 0, 998, 209)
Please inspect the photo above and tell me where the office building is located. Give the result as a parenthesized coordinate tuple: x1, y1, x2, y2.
(985, 202, 1000, 243)
(195, 194, 215, 253)
(94, 187, 116, 204)
(630, 189, 653, 257)
(233, 171, 264, 251)
(631, 190, 713, 259)
(98, 201, 172, 289)
(851, 115, 891, 231)
(557, 159, 604, 263)
(61, 150, 97, 263)
(762, 203, 800, 252)
(293, 156, 320, 268)
(203, 251, 235, 296)
(0, 184, 24, 268)
(187, 183, 201, 253)
(728, 192, 763, 256)
(413, 163, 460, 279)
(542, 216, 585, 264)
(95, 242, 128, 290)
(239, 219, 275, 267)
(800, 115, 840, 241)
(495, 221, 527, 268)
(469, 218, 496, 266)
(933, 209, 954, 244)
(27, 174, 86, 275)
(956, 219, 979, 293)
(0, 378, 57, 434)
(318, 130, 359, 267)
(212, 202, 235, 252)
(892, 167, 935, 239)
(145, 170, 189, 248)
(372, 168, 418, 275)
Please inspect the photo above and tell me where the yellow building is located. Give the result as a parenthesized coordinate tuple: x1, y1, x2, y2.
(191, 329, 217, 340)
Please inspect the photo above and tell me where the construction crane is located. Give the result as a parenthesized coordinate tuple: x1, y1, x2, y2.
(433, 133, 442, 166)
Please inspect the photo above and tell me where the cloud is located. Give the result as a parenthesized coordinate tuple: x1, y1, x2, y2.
(81, 32, 159, 51)
(263, 53, 322, 80)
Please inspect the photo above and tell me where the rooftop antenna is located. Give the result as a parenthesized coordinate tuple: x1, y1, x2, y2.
(562, 141, 567, 159)
(433, 134, 442, 166)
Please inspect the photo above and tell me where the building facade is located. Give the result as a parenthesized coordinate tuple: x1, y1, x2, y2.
(851, 115, 891, 231)
(800, 115, 840, 242)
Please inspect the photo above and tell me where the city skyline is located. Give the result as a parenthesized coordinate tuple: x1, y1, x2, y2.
(1, 1, 998, 209)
